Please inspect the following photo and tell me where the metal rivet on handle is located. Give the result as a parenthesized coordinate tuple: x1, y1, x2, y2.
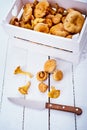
(50, 104, 52, 107)
(62, 106, 65, 109)
(76, 108, 79, 111)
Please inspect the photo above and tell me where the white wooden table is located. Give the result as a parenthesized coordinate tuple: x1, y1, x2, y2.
(0, 0, 87, 130)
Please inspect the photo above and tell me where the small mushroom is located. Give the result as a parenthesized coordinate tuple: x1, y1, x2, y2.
(36, 71, 48, 81)
(14, 66, 33, 78)
(38, 82, 48, 93)
(18, 81, 31, 95)
(48, 86, 60, 98)
(44, 59, 57, 73)
(52, 70, 63, 81)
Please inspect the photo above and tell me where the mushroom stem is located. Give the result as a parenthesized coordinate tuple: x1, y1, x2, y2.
(14, 66, 33, 78)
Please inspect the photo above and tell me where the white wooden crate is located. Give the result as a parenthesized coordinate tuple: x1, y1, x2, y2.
(2, 0, 87, 63)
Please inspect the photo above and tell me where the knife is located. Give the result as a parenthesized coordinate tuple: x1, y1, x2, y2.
(8, 97, 82, 115)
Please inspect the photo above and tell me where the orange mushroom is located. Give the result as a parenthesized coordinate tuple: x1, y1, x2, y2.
(48, 86, 60, 98)
(14, 66, 33, 78)
(18, 81, 31, 95)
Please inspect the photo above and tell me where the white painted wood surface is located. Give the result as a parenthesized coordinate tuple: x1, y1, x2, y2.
(0, 0, 87, 130)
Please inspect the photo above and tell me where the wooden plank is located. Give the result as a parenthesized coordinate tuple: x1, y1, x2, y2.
(0, 0, 14, 103)
(0, 38, 28, 130)
(0, 25, 9, 105)
(49, 58, 75, 130)
(73, 47, 87, 130)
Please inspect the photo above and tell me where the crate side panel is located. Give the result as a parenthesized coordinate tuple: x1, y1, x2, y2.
(4, 24, 78, 52)
(11, 37, 80, 64)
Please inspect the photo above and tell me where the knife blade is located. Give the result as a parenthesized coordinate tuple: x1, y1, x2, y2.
(8, 97, 82, 115)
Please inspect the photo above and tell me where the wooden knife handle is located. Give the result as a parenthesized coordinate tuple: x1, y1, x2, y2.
(46, 103, 82, 115)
